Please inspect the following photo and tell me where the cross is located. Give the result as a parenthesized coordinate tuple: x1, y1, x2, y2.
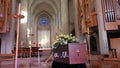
(14, 3, 24, 68)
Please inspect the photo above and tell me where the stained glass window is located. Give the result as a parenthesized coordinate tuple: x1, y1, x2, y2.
(40, 17, 49, 26)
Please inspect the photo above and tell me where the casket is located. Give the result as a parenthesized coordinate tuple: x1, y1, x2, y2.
(53, 43, 87, 64)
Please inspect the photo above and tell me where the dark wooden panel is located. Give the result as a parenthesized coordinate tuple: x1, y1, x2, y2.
(54, 43, 87, 64)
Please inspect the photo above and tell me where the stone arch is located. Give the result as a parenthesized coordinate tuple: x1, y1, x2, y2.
(30, 0, 57, 17)
(36, 11, 52, 29)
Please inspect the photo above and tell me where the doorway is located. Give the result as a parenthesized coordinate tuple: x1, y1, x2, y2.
(90, 32, 100, 54)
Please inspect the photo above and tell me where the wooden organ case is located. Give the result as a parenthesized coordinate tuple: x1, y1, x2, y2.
(78, 0, 98, 34)
(102, 0, 120, 30)
(0, 0, 12, 33)
(78, 0, 120, 58)
(102, 0, 120, 58)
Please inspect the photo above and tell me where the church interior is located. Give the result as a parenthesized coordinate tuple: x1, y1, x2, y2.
(0, 0, 120, 68)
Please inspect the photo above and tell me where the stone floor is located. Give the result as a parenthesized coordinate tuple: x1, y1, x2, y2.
(1, 59, 120, 68)
(0, 58, 52, 68)
(0, 55, 120, 68)
(87, 60, 120, 68)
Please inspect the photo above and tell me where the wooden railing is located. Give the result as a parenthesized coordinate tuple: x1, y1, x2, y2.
(0, 54, 15, 68)
(12, 47, 42, 57)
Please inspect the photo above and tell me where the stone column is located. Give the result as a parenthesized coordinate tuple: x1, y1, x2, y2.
(96, 0, 109, 55)
(61, 0, 69, 34)
(20, 0, 27, 47)
(73, 0, 81, 41)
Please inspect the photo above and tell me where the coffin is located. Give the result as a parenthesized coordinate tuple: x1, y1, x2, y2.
(53, 43, 87, 64)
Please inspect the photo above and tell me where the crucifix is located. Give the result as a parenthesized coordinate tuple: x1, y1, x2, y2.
(14, 2, 24, 68)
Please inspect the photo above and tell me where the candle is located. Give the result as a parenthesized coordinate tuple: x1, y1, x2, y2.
(31, 27, 32, 34)
(87, 27, 89, 34)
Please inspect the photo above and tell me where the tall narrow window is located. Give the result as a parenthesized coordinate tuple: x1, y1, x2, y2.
(38, 30, 50, 48)
(38, 17, 50, 48)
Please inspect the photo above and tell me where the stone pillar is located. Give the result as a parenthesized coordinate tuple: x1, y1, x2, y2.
(96, 0, 109, 55)
(73, 0, 81, 41)
(20, 0, 27, 47)
(61, 0, 69, 34)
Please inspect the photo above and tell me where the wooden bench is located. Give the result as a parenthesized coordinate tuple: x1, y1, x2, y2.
(0, 54, 15, 68)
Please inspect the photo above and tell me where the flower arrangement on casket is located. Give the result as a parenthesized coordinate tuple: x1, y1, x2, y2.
(53, 34, 79, 49)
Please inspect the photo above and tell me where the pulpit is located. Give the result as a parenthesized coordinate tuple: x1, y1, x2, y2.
(52, 43, 87, 68)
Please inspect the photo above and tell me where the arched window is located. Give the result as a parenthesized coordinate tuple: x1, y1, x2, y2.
(38, 17, 50, 48)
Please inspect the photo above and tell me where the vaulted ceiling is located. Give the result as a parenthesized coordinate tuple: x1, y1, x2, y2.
(29, 0, 58, 22)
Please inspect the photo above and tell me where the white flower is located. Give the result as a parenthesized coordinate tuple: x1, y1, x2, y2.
(53, 34, 79, 48)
